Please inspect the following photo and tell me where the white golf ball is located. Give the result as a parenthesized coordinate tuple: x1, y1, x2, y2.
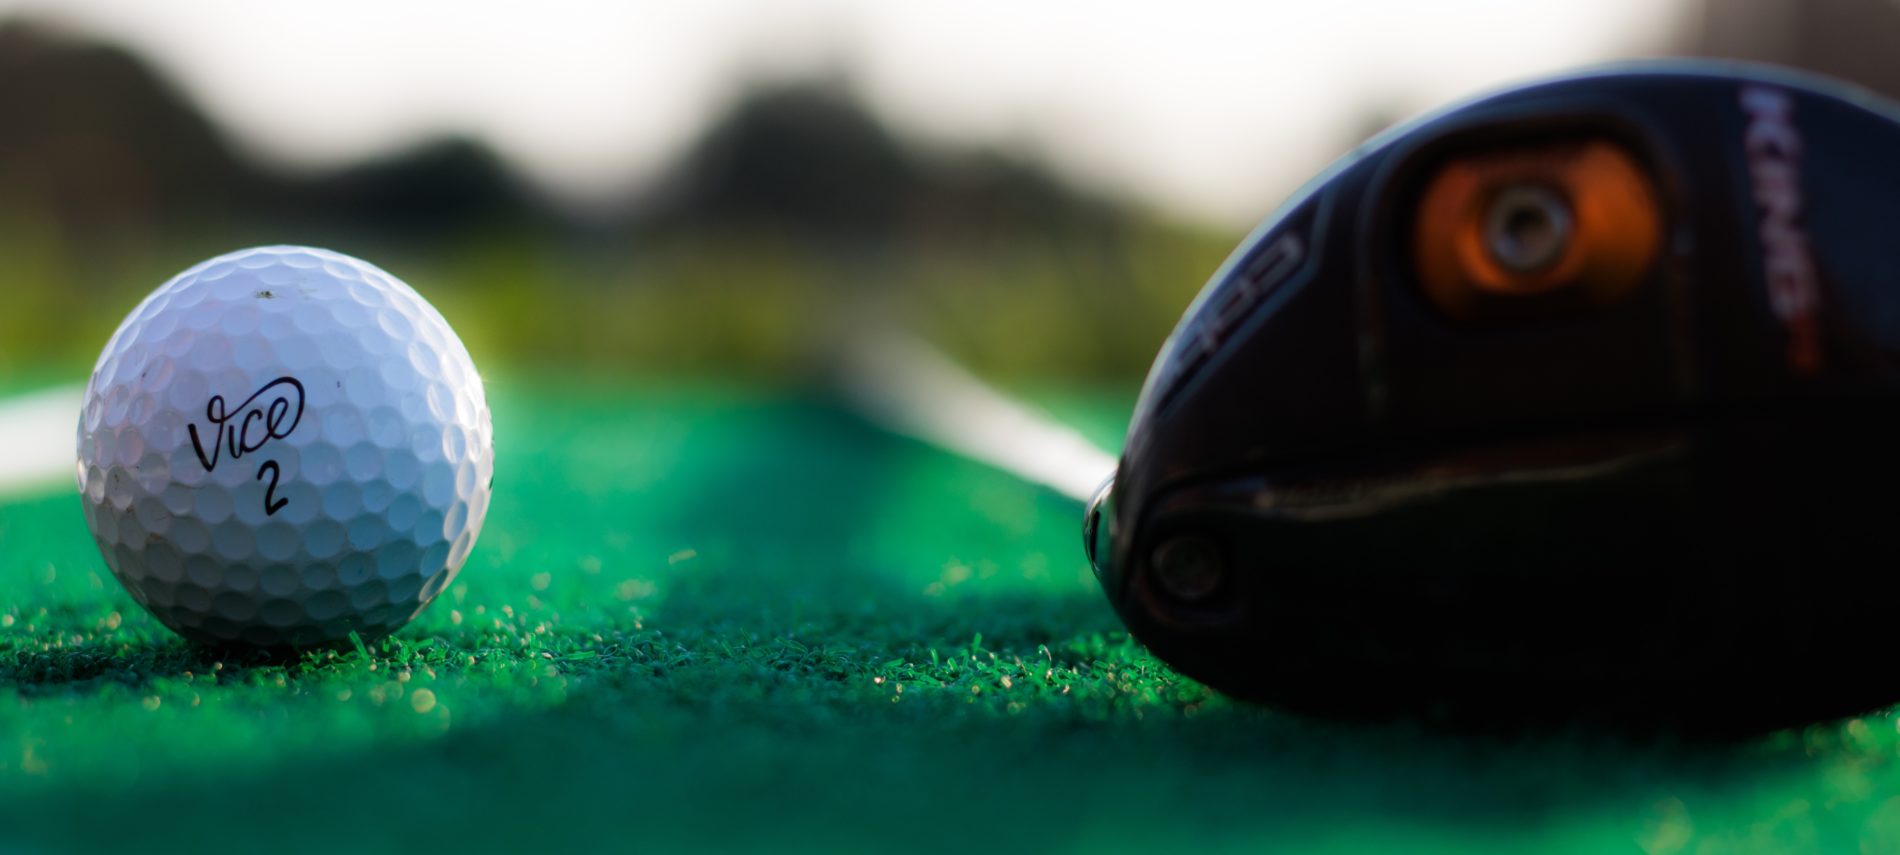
(76, 246, 495, 648)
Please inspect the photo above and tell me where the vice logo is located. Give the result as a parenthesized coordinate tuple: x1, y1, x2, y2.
(188, 376, 306, 516)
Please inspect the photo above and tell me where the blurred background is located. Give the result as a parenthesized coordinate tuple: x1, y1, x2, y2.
(1, 0, 1896, 389)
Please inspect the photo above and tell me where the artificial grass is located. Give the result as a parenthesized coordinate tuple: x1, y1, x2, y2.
(4, 378, 1900, 854)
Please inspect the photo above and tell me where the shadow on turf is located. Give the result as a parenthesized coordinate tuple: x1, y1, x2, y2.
(2, 618, 1842, 854)
(0, 676, 1839, 855)
(0, 636, 329, 694)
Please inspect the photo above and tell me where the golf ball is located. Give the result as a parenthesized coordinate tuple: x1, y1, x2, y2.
(77, 246, 494, 648)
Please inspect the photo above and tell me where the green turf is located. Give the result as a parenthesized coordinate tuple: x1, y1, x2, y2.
(4, 378, 1900, 854)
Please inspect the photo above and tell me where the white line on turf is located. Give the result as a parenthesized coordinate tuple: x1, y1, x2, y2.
(0, 385, 81, 495)
(839, 333, 1117, 503)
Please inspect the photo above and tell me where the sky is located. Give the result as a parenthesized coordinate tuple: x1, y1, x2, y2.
(0, 0, 1689, 227)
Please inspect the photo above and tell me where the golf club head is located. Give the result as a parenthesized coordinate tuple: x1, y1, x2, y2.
(1087, 62, 1900, 733)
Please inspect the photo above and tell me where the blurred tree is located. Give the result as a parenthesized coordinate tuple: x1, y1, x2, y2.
(279, 137, 557, 243)
(1685, 0, 1900, 98)
(0, 18, 556, 248)
(653, 83, 920, 243)
(647, 80, 1128, 250)
(0, 19, 258, 235)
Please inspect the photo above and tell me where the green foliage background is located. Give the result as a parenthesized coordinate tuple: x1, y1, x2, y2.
(0, 217, 1235, 389)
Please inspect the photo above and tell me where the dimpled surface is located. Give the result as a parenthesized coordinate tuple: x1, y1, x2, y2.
(76, 246, 494, 648)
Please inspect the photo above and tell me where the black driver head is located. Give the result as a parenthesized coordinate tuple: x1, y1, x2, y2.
(1087, 62, 1900, 733)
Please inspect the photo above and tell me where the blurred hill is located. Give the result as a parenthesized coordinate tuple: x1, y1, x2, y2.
(0, 16, 1230, 385)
